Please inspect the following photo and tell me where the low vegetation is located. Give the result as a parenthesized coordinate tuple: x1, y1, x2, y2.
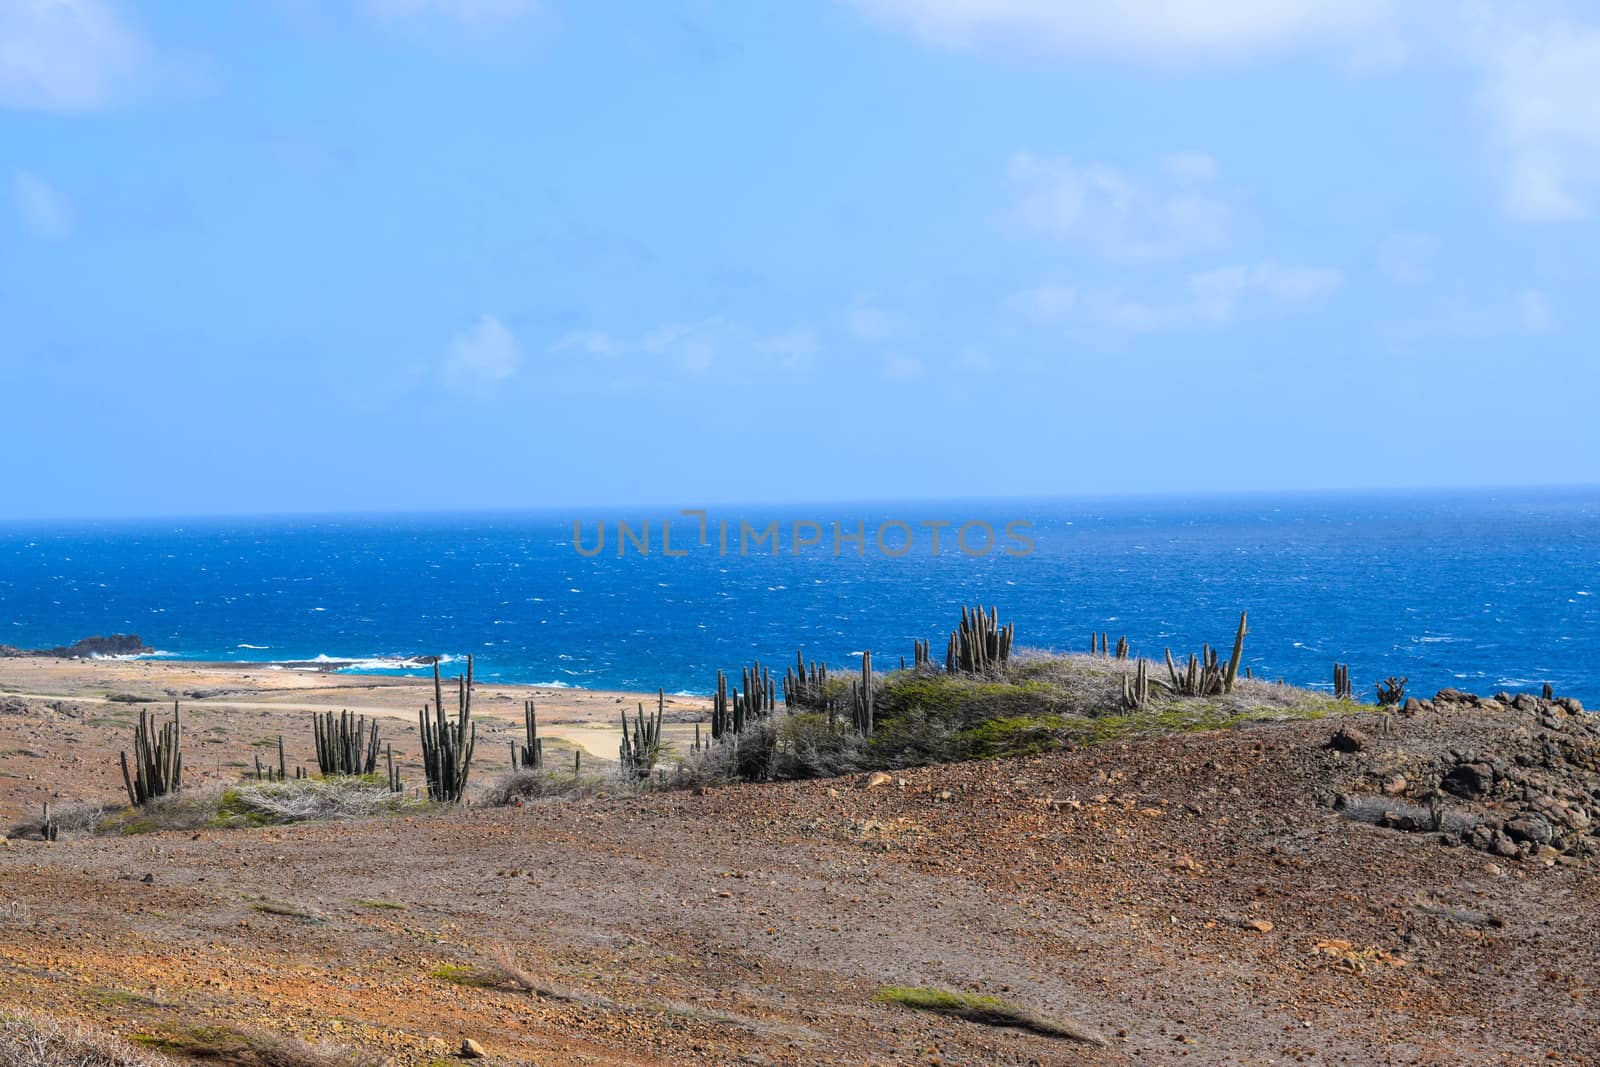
(874, 986, 1107, 1045)
(0, 1012, 172, 1067)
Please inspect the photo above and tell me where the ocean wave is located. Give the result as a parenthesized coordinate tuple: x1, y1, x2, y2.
(236, 643, 271, 650)
(90, 650, 176, 660)
(532, 680, 573, 688)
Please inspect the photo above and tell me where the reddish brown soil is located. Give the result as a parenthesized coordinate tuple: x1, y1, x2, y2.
(4, 685, 1599, 1065)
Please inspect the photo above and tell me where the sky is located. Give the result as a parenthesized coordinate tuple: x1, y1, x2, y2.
(1, 0, 1597, 520)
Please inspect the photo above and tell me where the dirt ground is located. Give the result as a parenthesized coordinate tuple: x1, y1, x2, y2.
(2, 659, 1598, 1065)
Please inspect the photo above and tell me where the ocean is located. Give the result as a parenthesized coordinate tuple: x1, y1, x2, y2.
(1, 488, 1595, 704)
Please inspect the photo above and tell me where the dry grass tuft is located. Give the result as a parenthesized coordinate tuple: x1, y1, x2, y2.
(0, 1012, 175, 1067)
(874, 986, 1107, 1044)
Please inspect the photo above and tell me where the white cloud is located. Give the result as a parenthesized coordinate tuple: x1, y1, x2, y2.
(844, 302, 907, 343)
(1008, 152, 1229, 261)
(882, 353, 925, 381)
(1042, 261, 1341, 333)
(361, 0, 539, 26)
(1008, 282, 1078, 322)
(1161, 151, 1220, 182)
(847, 0, 1394, 62)
(13, 170, 72, 237)
(441, 314, 523, 392)
(0, 0, 148, 111)
(550, 329, 622, 358)
(1472, 15, 1600, 221)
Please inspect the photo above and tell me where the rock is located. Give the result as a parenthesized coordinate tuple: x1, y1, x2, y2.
(1477, 700, 1504, 714)
(460, 1039, 485, 1059)
(1328, 725, 1368, 753)
(1402, 698, 1425, 716)
(1494, 691, 1513, 705)
(1513, 694, 1539, 712)
(1442, 762, 1494, 798)
(861, 771, 894, 789)
(1506, 813, 1554, 845)
(935, 790, 953, 801)
(1244, 919, 1274, 933)
(1435, 688, 1476, 704)
(1381, 775, 1408, 796)
(1557, 697, 1585, 714)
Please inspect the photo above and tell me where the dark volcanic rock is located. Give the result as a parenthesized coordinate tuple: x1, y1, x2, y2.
(0, 634, 150, 659)
(1442, 762, 1495, 798)
(1329, 725, 1369, 753)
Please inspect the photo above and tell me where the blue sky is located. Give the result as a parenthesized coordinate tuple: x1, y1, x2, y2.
(2, 1, 1596, 519)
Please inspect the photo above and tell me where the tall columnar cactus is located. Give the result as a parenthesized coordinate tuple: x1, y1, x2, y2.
(848, 651, 875, 735)
(313, 710, 380, 776)
(946, 605, 1014, 674)
(711, 662, 776, 739)
(1222, 611, 1248, 694)
(1164, 611, 1248, 697)
(1333, 663, 1353, 701)
(120, 702, 183, 807)
(784, 651, 830, 710)
(512, 699, 544, 770)
(1114, 636, 1130, 661)
(912, 639, 931, 670)
(385, 743, 402, 793)
(1119, 659, 1151, 711)
(620, 689, 665, 778)
(420, 655, 476, 803)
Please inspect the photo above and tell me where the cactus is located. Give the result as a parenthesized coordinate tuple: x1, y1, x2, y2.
(252, 741, 290, 783)
(1119, 659, 1151, 711)
(1333, 663, 1352, 701)
(1375, 676, 1408, 708)
(313, 710, 380, 776)
(512, 700, 544, 770)
(1543, 682, 1555, 701)
(119, 702, 182, 807)
(385, 743, 402, 793)
(1163, 612, 1248, 697)
(620, 689, 665, 778)
(419, 655, 477, 803)
(848, 652, 875, 735)
(783, 651, 830, 710)
(1114, 636, 1129, 661)
(41, 802, 58, 843)
(712, 662, 776, 739)
(946, 605, 1014, 674)
(912, 638, 931, 670)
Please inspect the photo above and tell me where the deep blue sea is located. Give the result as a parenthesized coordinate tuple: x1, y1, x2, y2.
(1, 489, 1596, 704)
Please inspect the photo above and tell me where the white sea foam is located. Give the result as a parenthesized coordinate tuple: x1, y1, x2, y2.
(533, 680, 573, 688)
(237, 643, 270, 650)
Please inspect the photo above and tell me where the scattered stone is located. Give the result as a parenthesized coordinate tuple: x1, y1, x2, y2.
(1328, 725, 1368, 753)
(1382, 775, 1408, 796)
(1244, 919, 1274, 933)
(861, 771, 894, 789)
(459, 1039, 485, 1058)
(1441, 762, 1494, 799)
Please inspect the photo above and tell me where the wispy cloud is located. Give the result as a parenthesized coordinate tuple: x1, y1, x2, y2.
(1470, 13, 1600, 222)
(1022, 261, 1342, 333)
(847, 0, 1394, 62)
(360, 0, 541, 26)
(13, 170, 72, 237)
(552, 318, 818, 381)
(441, 314, 523, 393)
(0, 0, 149, 111)
(1007, 152, 1229, 261)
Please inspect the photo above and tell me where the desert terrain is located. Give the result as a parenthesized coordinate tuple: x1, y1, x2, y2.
(2, 657, 1598, 1065)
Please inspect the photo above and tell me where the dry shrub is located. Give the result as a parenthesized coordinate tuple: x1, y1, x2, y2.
(0, 1013, 173, 1067)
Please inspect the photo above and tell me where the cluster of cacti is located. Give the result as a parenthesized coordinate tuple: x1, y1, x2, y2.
(420, 655, 477, 803)
(1375, 676, 1408, 708)
(385, 743, 402, 793)
(1543, 682, 1555, 700)
(253, 736, 305, 782)
(848, 652, 875, 735)
(711, 662, 776, 739)
(1119, 659, 1151, 711)
(119, 702, 183, 807)
(1162, 612, 1248, 697)
(1333, 663, 1352, 701)
(783, 652, 829, 710)
(313, 710, 380, 777)
(912, 638, 932, 669)
(1089, 633, 1130, 660)
(41, 802, 58, 843)
(620, 689, 665, 778)
(511, 700, 544, 770)
(945, 604, 1014, 674)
